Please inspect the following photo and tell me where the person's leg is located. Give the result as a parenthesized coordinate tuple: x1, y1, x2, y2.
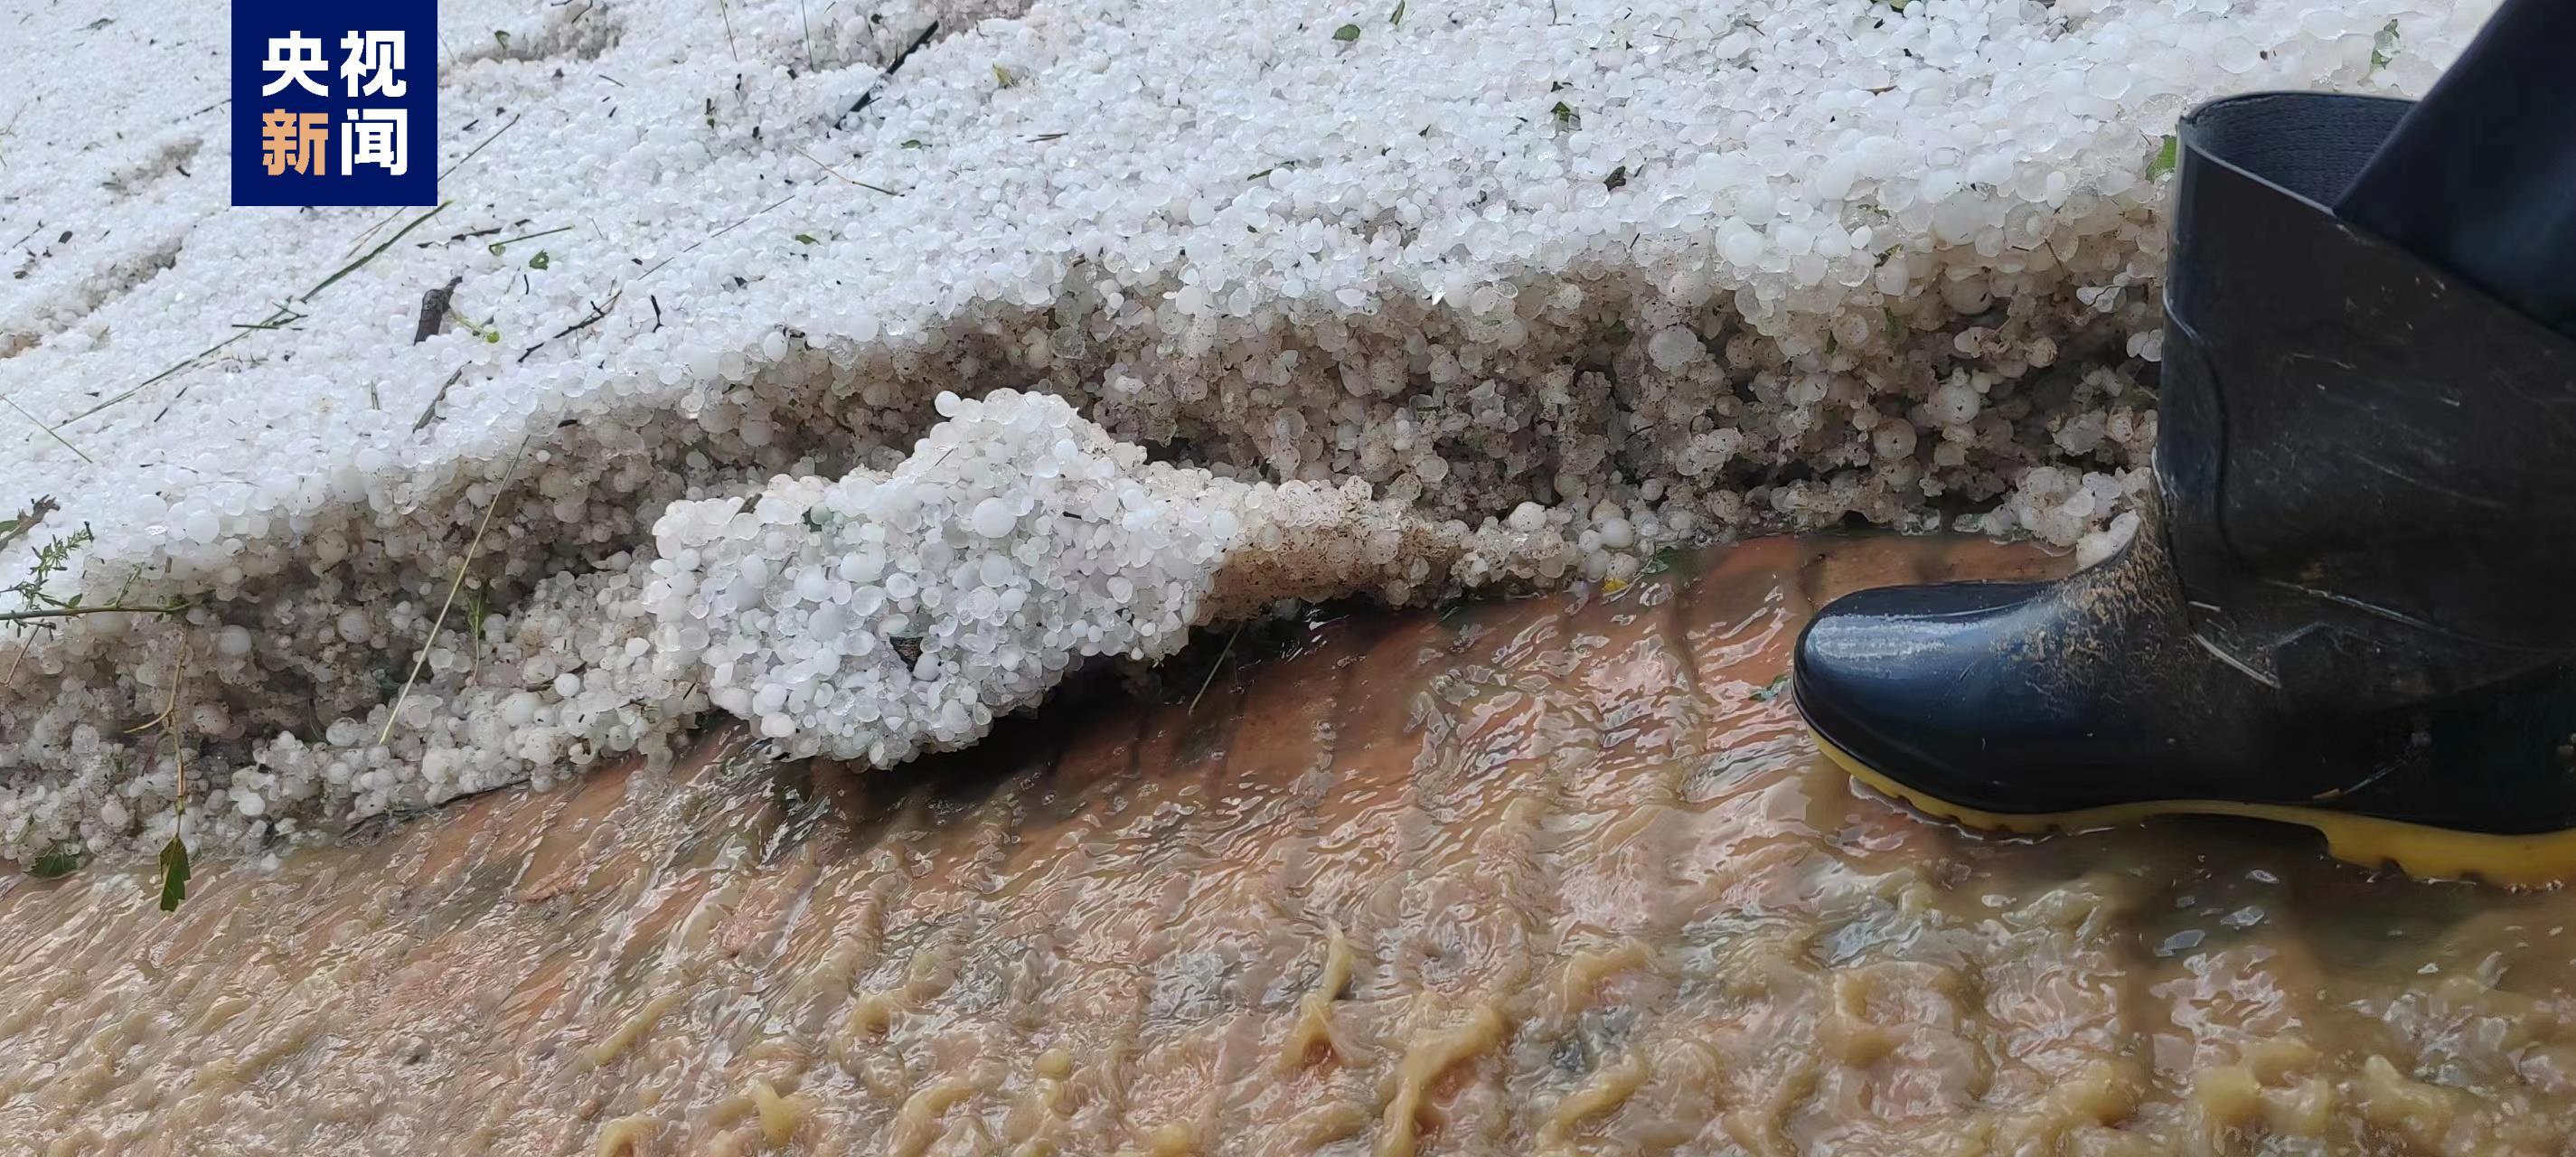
(1791, 2, 2576, 883)
(2336, 0, 2576, 337)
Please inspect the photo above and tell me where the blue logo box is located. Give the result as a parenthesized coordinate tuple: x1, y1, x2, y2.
(231, 0, 437, 206)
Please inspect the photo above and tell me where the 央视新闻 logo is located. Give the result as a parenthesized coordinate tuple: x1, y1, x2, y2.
(231, 1, 437, 207)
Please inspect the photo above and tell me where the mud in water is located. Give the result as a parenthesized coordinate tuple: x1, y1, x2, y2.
(9, 535, 2576, 1156)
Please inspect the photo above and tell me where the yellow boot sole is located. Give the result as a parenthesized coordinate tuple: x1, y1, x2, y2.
(1812, 729, 2576, 888)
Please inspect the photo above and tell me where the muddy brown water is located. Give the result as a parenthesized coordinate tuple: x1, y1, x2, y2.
(7, 535, 2576, 1156)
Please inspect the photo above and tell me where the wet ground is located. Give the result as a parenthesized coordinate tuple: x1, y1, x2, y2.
(7, 535, 2576, 1155)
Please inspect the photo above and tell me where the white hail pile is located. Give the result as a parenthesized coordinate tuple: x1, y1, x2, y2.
(0, 0, 2490, 866)
(644, 390, 1236, 765)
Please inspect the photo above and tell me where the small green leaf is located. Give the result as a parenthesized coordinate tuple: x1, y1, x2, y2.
(992, 64, 1017, 88)
(28, 847, 80, 880)
(484, 329, 500, 343)
(1333, 23, 1361, 41)
(900, 138, 926, 148)
(794, 233, 818, 245)
(1751, 673, 1790, 702)
(2145, 134, 2179, 180)
(157, 835, 191, 912)
(1390, 0, 1406, 25)
(1552, 100, 1578, 129)
(1884, 306, 1904, 340)
(486, 241, 506, 256)
(494, 28, 512, 49)
(527, 249, 550, 269)
(1603, 164, 1628, 191)
(1246, 168, 1274, 181)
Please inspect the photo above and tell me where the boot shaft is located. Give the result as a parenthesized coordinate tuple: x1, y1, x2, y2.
(2158, 93, 2576, 707)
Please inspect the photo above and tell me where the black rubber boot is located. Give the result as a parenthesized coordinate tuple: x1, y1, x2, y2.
(1793, 88, 2576, 885)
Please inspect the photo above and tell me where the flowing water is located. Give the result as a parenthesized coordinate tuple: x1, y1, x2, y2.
(7, 535, 2576, 1156)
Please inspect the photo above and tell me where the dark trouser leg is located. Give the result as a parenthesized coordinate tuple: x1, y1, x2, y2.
(2335, 0, 2576, 337)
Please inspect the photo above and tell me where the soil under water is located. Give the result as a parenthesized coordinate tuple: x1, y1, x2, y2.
(6, 535, 2575, 1156)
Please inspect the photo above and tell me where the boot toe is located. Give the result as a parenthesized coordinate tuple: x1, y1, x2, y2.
(1793, 581, 2105, 816)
